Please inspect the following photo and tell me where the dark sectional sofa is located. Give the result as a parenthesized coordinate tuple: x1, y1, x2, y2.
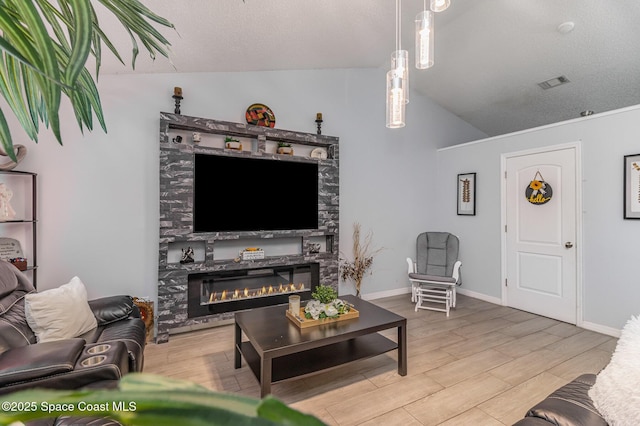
(514, 373, 608, 426)
(0, 260, 146, 426)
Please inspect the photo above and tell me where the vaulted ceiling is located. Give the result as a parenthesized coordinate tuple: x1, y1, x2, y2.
(97, 0, 640, 137)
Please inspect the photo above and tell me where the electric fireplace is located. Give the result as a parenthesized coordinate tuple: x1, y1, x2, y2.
(187, 263, 320, 318)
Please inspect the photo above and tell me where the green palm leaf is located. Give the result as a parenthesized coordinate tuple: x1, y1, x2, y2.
(0, 0, 174, 161)
(0, 373, 326, 426)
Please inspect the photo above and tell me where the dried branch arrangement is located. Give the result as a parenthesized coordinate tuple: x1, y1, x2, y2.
(339, 223, 382, 297)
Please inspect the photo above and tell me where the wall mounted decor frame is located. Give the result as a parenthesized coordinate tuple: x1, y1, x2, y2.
(457, 172, 476, 216)
(624, 153, 640, 219)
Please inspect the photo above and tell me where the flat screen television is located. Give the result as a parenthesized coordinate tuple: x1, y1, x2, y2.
(193, 153, 319, 232)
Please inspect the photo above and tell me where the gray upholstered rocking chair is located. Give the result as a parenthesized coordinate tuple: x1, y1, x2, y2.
(407, 232, 461, 316)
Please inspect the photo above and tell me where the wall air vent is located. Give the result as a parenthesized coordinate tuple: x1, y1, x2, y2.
(538, 75, 570, 90)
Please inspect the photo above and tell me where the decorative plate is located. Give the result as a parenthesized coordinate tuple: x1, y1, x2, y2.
(246, 103, 276, 128)
(310, 147, 328, 159)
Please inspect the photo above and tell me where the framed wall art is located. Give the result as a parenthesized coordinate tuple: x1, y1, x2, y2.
(624, 154, 640, 219)
(457, 173, 476, 216)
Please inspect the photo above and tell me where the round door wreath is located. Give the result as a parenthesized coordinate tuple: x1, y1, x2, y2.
(525, 171, 553, 205)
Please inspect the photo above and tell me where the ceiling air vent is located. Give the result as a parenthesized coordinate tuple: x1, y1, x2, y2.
(537, 75, 570, 90)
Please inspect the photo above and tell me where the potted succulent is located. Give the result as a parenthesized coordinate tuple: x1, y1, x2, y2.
(277, 142, 293, 155)
(225, 136, 242, 150)
(304, 284, 351, 320)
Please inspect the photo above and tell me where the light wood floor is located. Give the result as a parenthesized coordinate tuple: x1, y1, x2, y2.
(143, 294, 617, 425)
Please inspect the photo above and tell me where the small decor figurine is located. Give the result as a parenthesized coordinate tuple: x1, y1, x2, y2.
(0, 183, 16, 220)
(180, 247, 194, 264)
(172, 86, 183, 114)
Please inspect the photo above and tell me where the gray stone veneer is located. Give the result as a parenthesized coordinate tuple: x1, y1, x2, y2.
(157, 113, 339, 343)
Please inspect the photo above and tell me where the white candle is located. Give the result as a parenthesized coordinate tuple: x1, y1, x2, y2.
(289, 295, 301, 314)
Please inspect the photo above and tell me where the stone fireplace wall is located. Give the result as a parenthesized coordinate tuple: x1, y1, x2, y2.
(157, 113, 339, 343)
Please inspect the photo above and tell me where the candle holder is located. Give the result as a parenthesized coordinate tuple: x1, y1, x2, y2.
(172, 95, 183, 115)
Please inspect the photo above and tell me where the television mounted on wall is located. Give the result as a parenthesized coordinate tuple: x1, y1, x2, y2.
(193, 153, 319, 233)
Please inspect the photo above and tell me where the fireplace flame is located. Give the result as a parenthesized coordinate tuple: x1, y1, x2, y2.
(204, 283, 308, 304)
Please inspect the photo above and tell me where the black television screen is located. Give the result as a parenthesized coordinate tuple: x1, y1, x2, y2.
(193, 154, 319, 232)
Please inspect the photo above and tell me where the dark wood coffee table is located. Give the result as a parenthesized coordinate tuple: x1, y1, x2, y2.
(234, 295, 407, 397)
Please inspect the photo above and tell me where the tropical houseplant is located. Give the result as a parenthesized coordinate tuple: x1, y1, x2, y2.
(0, 0, 174, 161)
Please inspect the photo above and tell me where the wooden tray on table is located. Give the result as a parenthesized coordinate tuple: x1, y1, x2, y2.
(286, 307, 359, 329)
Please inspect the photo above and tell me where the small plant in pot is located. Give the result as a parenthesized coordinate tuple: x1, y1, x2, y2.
(277, 142, 293, 155)
(225, 136, 242, 150)
(304, 284, 351, 320)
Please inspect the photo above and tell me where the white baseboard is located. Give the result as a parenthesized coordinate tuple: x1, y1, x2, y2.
(580, 321, 621, 338)
(363, 287, 411, 301)
(456, 288, 502, 305)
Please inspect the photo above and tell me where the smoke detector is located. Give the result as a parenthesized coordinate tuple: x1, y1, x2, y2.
(538, 75, 570, 90)
(557, 21, 575, 34)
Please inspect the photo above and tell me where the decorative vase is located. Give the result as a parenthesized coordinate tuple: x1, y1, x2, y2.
(0, 145, 27, 170)
(277, 147, 293, 155)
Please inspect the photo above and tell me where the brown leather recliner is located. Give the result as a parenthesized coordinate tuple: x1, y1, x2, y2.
(0, 261, 146, 396)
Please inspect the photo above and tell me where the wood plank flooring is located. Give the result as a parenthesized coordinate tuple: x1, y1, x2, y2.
(143, 294, 616, 425)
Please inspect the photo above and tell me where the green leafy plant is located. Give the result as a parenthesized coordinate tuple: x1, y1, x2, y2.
(305, 286, 350, 320)
(311, 284, 337, 303)
(277, 141, 291, 148)
(0, 0, 174, 161)
(225, 136, 240, 143)
(0, 373, 326, 426)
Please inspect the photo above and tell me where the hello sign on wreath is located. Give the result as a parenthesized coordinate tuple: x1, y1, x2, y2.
(525, 171, 553, 205)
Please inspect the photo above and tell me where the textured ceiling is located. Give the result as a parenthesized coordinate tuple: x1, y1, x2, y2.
(96, 0, 640, 137)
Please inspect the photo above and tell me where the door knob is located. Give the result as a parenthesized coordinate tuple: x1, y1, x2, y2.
(565, 242, 574, 248)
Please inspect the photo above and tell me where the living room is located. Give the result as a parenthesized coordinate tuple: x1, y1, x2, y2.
(1, 1, 639, 425)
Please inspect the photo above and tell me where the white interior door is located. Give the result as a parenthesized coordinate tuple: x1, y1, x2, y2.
(504, 146, 578, 323)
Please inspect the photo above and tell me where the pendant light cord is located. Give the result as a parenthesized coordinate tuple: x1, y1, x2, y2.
(395, 0, 401, 52)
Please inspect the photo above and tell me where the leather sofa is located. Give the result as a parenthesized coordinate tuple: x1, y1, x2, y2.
(513, 374, 607, 426)
(0, 261, 146, 396)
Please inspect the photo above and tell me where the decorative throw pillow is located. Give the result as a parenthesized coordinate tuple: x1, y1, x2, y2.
(589, 315, 640, 425)
(24, 276, 97, 342)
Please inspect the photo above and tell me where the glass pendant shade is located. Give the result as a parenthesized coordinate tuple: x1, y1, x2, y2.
(391, 50, 409, 103)
(415, 10, 434, 69)
(430, 0, 450, 12)
(386, 69, 405, 128)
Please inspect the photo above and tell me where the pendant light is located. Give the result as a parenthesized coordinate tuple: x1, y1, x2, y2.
(415, 1, 434, 69)
(391, 0, 409, 104)
(386, 69, 405, 128)
(392, 50, 409, 103)
(430, 0, 450, 12)
(387, 0, 406, 128)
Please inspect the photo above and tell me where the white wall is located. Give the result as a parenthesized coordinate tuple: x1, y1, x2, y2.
(435, 105, 640, 331)
(7, 68, 485, 303)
